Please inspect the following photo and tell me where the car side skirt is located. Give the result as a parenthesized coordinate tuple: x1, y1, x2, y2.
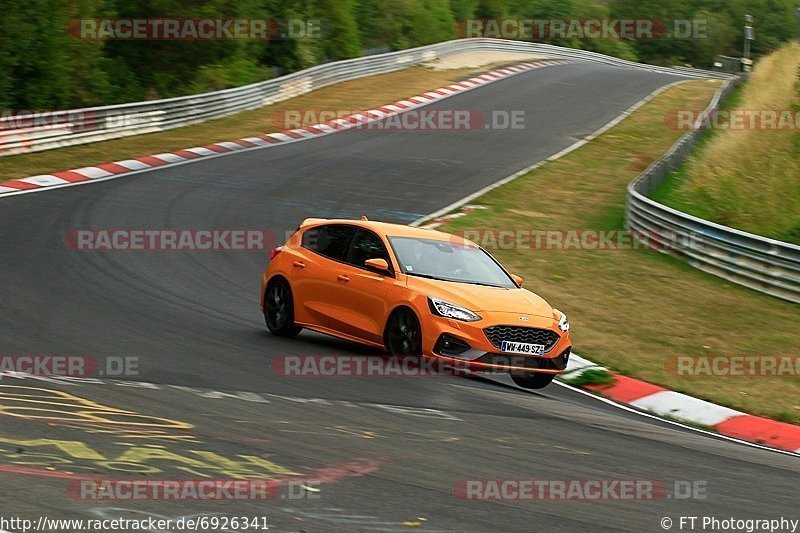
(295, 321, 388, 351)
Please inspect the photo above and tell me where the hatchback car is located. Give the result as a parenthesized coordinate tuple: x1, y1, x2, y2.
(261, 218, 572, 388)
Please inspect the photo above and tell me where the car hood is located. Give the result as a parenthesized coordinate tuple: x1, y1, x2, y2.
(406, 275, 555, 317)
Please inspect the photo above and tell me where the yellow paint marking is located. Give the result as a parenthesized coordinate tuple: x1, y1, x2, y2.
(0, 386, 302, 478)
(57, 424, 197, 442)
(0, 437, 302, 478)
(0, 437, 107, 460)
(113, 447, 209, 469)
(0, 385, 192, 430)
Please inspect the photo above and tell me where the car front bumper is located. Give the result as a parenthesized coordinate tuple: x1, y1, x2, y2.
(421, 312, 572, 375)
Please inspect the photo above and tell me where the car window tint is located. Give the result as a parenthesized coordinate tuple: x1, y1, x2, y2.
(302, 225, 356, 262)
(349, 229, 390, 268)
(301, 228, 319, 249)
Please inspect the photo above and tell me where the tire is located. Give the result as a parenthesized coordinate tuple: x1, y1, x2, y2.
(385, 307, 422, 356)
(510, 372, 555, 389)
(264, 278, 302, 337)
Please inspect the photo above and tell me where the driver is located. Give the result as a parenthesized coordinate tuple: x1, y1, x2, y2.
(429, 244, 465, 278)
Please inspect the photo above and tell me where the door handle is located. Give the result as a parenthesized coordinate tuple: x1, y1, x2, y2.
(293, 261, 305, 268)
(337, 275, 350, 282)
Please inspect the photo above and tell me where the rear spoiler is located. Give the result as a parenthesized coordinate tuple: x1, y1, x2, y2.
(300, 215, 369, 227)
(300, 217, 327, 227)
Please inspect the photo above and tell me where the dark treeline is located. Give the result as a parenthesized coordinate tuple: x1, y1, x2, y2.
(0, 0, 796, 109)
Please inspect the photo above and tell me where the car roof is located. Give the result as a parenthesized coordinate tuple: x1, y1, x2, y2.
(300, 218, 478, 247)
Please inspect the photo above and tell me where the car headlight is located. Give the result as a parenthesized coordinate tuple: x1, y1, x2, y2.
(557, 312, 570, 333)
(428, 296, 482, 322)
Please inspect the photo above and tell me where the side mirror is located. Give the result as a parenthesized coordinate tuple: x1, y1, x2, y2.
(364, 258, 390, 274)
(511, 274, 524, 287)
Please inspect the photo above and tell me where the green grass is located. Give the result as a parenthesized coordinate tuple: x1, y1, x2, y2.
(650, 83, 744, 221)
(566, 369, 614, 387)
(652, 43, 800, 244)
(441, 79, 800, 424)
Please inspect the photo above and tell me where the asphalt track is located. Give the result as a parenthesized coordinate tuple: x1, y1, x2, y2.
(0, 61, 797, 532)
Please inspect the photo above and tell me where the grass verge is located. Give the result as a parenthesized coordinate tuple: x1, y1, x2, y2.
(566, 369, 614, 388)
(440, 79, 800, 424)
(0, 64, 501, 182)
(652, 42, 800, 244)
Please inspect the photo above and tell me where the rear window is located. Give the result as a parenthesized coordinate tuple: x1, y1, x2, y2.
(302, 225, 356, 262)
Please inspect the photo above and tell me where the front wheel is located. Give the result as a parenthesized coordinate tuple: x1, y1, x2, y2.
(264, 279, 302, 337)
(510, 372, 555, 389)
(385, 308, 422, 356)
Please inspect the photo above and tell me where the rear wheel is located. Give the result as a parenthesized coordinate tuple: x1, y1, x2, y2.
(510, 372, 555, 389)
(385, 308, 422, 356)
(264, 278, 302, 337)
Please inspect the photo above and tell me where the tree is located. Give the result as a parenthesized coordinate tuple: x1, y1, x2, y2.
(315, 0, 361, 59)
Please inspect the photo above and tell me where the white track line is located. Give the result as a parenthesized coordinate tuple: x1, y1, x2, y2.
(0, 59, 569, 200)
(411, 79, 693, 227)
(408, 78, 800, 457)
(553, 380, 800, 457)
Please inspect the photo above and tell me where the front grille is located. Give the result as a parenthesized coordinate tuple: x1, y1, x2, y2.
(483, 325, 560, 353)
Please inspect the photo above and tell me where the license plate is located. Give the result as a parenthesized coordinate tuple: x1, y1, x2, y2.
(500, 340, 545, 356)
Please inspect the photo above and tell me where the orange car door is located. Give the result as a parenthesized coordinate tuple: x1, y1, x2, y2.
(332, 228, 393, 344)
(292, 224, 357, 331)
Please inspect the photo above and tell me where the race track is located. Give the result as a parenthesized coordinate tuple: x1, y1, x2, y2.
(0, 61, 797, 532)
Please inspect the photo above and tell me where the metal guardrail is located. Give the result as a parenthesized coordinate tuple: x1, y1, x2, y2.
(7, 37, 787, 302)
(626, 80, 800, 304)
(0, 38, 731, 157)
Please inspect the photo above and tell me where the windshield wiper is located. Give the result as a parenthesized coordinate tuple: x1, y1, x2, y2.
(404, 272, 507, 288)
(404, 272, 441, 281)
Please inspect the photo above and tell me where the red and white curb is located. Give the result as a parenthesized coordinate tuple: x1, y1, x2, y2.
(422, 202, 800, 455)
(411, 80, 800, 456)
(425, 202, 800, 454)
(0, 59, 569, 197)
(424, 201, 800, 457)
(563, 355, 800, 454)
(420, 204, 487, 230)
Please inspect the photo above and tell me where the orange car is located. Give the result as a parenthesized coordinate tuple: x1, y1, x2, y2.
(261, 218, 572, 389)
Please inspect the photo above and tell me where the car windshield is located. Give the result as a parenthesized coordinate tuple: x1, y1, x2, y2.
(388, 236, 516, 288)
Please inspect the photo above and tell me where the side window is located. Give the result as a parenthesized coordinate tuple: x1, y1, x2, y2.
(348, 229, 391, 269)
(301, 228, 319, 249)
(302, 225, 356, 262)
